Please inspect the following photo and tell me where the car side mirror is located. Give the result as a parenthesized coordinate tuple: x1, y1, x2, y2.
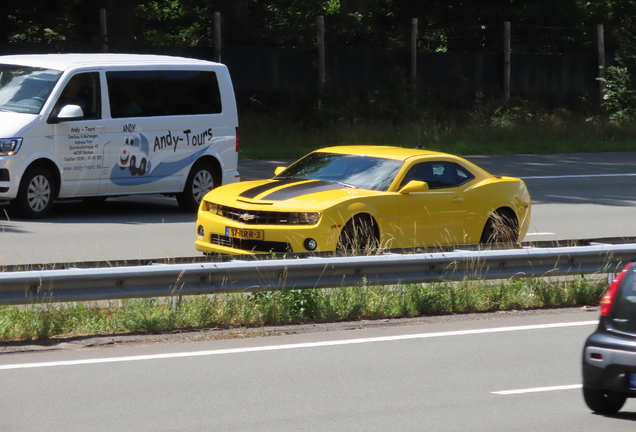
(399, 180, 429, 194)
(50, 104, 84, 124)
(274, 166, 287, 176)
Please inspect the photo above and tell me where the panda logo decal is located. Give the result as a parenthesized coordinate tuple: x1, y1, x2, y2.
(118, 132, 150, 176)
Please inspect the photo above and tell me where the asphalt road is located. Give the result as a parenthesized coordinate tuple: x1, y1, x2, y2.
(1, 309, 634, 431)
(1, 152, 636, 265)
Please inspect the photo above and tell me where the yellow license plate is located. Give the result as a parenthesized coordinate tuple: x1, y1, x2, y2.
(226, 227, 264, 240)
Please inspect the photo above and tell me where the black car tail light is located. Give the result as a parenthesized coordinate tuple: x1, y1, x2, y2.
(600, 262, 634, 316)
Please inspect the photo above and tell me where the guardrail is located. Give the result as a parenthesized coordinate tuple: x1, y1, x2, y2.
(1, 243, 635, 305)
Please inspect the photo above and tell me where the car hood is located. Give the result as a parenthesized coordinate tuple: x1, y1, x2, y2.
(0, 112, 39, 136)
(207, 178, 380, 210)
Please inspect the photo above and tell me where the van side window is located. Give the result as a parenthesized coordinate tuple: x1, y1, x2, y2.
(106, 70, 222, 118)
(52, 72, 101, 120)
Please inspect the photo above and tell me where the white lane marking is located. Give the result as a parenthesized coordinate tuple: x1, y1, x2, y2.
(524, 232, 555, 236)
(0, 320, 597, 371)
(493, 384, 582, 395)
(521, 173, 636, 180)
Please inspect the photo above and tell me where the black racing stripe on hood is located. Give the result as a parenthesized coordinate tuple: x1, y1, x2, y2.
(239, 179, 306, 199)
(261, 181, 346, 201)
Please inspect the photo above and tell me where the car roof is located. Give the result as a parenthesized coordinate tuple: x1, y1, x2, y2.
(316, 145, 454, 161)
(0, 53, 221, 71)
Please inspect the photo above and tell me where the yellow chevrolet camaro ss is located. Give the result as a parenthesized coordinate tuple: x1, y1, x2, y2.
(195, 146, 531, 255)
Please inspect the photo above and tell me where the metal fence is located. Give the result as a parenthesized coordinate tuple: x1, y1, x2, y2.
(0, 44, 612, 95)
(0, 243, 634, 305)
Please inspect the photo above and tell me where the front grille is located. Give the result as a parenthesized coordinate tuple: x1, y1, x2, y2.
(211, 234, 291, 253)
(218, 205, 314, 225)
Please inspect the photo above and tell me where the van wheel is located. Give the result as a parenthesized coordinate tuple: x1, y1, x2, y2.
(12, 166, 56, 218)
(177, 162, 216, 212)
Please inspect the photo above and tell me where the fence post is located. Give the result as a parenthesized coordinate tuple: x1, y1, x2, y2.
(214, 12, 222, 63)
(317, 16, 326, 93)
(597, 24, 606, 108)
(503, 21, 511, 101)
(410, 18, 418, 90)
(99, 8, 108, 53)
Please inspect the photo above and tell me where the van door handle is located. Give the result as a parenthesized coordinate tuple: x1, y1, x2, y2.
(95, 125, 106, 129)
(452, 197, 464, 203)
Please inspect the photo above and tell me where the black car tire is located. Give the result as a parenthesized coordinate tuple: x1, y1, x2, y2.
(129, 155, 138, 175)
(337, 215, 379, 253)
(11, 166, 56, 219)
(480, 210, 518, 244)
(582, 387, 627, 414)
(139, 157, 147, 175)
(177, 161, 216, 212)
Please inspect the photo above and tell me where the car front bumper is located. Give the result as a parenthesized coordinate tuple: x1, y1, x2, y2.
(195, 211, 339, 255)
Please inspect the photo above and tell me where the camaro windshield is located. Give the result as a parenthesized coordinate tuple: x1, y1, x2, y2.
(0, 65, 62, 114)
(276, 152, 404, 191)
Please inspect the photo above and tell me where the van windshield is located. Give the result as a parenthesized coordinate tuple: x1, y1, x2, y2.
(0, 65, 62, 114)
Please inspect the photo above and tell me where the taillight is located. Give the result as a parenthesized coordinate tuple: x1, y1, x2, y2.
(235, 127, 240, 152)
(600, 262, 634, 316)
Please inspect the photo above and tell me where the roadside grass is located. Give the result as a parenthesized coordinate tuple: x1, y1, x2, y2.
(239, 111, 636, 160)
(0, 276, 606, 341)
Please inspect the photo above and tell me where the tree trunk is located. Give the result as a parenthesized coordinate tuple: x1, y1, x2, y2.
(108, 0, 138, 48)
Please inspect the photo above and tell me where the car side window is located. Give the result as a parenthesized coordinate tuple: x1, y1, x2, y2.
(399, 161, 456, 189)
(452, 163, 475, 186)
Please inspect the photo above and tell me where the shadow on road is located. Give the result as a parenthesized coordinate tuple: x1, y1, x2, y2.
(0, 195, 196, 225)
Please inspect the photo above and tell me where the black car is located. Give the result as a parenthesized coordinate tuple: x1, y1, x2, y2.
(582, 262, 636, 414)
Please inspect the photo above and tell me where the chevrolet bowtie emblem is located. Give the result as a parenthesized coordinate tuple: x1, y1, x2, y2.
(239, 213, 255, 221)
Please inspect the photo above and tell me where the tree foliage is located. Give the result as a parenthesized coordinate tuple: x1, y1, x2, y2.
(1, 1, 636, 56)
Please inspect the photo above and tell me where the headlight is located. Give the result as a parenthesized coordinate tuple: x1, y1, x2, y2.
(288, 212, 321, 225)
(0, 138, 23, 156)
(301, 212, 321, 224)
(205, 201, 220, 214)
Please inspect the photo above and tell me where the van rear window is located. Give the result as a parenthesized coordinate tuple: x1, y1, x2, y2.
(106, 70, 222, 118)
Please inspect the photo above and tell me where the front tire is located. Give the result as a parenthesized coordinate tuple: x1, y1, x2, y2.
(582, 387, 627, 414)
(337, 215, 379, 253)
(177, 162, 216, 212)
(12, 166, 56, 218)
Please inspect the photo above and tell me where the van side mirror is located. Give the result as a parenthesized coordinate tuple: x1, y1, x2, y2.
(274, 166, 287, 176)
(399, 180, 429, 194)
(50, 104, 84, 124)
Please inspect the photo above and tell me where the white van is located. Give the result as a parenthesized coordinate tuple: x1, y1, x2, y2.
(0, 53, 240, 218)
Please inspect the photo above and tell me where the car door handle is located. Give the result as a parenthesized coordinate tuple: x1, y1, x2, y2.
(95, 125, 106, 129)
(452, 197, 464, 203)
